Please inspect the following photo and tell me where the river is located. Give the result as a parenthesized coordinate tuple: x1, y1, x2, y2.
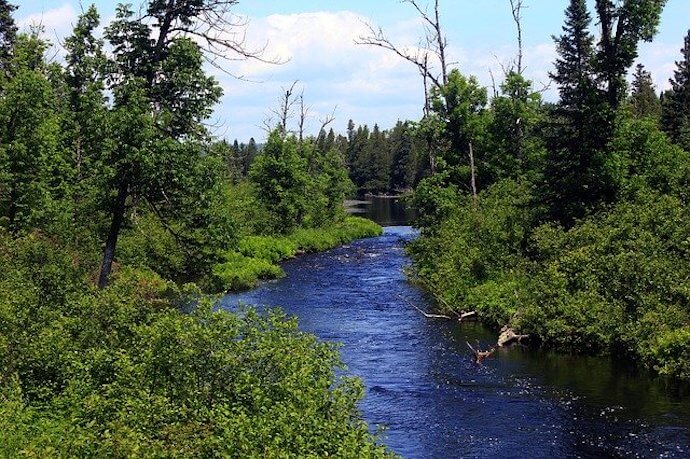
(220, 197, 690, 458)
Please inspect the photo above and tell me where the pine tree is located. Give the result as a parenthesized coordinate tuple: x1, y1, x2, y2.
(0, 0, 16, 72)
(545, 0, 611, 224)
(661, 29, 690, 151)
(629, 63, 661, 120)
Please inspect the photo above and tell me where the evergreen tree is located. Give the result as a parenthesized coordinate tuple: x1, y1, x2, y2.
(0, 0, 16, 72)
(389, 121, 417, 191)
(363, 124, 391, 192)
(629, 63, 661, 120)
(661, 29, 690, 151)
(545, 0, 611, 224)
(245, 137, 258, 172)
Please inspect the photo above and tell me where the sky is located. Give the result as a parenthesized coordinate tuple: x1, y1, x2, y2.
(11, 0, 690, 142)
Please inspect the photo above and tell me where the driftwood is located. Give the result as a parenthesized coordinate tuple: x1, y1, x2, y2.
(398, 295, 453, 319)
(466, 341, 496, 364)
(497, 325, 529, 347)
(397, 295, 476, 322)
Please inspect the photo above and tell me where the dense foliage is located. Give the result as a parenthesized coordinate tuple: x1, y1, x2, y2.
(0, 233, 390, 457)
(0, 1, 389, 456)
(408, 0, 690, 380)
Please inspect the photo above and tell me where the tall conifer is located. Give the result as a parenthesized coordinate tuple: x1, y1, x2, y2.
(661, 29, 690, 151)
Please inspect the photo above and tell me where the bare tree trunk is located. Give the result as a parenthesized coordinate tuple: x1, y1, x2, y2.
(98, 179, 128, 289)
(509, 0, 524, 75)
(469, 141, 478, 206)
(433, 0, 448, 85)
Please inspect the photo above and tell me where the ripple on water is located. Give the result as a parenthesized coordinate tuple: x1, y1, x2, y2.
(221, 226, 690, 458)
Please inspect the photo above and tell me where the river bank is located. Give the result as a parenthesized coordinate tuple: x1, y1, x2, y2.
(221, 225, 690, 457)
(206, 216, 382, 291)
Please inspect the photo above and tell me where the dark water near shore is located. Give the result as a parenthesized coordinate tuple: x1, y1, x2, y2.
(345, 195, 417, 226)
(221, 199, 690, 458)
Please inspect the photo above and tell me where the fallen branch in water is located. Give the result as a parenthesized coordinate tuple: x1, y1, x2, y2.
(466, 341, 496, 364)
(459, 310, 477, 322)
(497, 325, 529, 347)
(397, 295, 477, 322)
(397, 294, 453, 319)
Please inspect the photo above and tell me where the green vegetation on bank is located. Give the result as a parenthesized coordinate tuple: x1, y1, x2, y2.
(209, 217, 382, 291)
(406, 0, 690, 380)
(0, 234, 390, 457)
(0, 1, 388, 455)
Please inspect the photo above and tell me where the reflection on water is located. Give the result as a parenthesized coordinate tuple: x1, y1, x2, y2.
(346, 195, 417, 226)
(221, 227, 690, 458)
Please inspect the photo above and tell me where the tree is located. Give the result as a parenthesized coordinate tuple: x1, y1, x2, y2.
(362, 124, 391, 192)
(487, 71, 545, 183)
(629, 63, 661, 120)
(0, 33, 68, 233)
(544, 0, 611, 224)
(63, 5, 111, 238)
(661, 29, 690, 151)
(389, 121, 419, 191)
(249, 131, 309, 233)
(0, 0, 16, 72)
(427, 69, 487, 195)
(594, 0, 667, 108)
(96, 1, 259, 288)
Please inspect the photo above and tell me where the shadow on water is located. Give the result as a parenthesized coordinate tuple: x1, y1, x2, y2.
(221, 201, 690, 458)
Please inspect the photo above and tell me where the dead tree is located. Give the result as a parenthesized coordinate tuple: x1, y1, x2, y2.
(298, 90, 309, 143)
(356, 0, 449, 106)
(356, 0, 451, 176)
(270, 80, 298, 136)
(509, 0, 525, 75)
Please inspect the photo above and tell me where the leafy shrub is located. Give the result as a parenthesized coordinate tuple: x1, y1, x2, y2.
(0, 241, 392, 457)
(238, 235, 298, 263)
(211, 252, 285, 291)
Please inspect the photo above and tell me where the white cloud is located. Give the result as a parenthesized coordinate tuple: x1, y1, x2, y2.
(18, 3, 77, 37)
(217, 10, 427, 140)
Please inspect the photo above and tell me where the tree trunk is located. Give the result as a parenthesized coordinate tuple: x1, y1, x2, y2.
(469, 141, 478, 206)
(98, 179, 128, 288)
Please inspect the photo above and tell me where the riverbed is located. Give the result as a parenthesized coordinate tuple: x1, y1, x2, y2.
(220, 198, 690, 458)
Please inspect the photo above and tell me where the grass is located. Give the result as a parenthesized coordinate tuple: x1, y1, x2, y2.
(209, 217, 382, 292)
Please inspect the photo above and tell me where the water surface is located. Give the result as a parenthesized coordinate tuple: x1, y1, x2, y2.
(221, 213, 690, 457)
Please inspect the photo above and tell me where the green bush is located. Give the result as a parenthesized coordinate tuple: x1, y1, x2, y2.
(238, 235, 298, 263)
(0, 235, 393, 457)
(211, 252, 285, 291)
(409, 179, 690, 379)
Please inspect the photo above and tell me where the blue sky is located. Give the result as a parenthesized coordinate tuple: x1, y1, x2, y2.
(12, 0, 690, 141)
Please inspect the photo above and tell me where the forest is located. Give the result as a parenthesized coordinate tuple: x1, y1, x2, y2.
(1, 0, 690, 456)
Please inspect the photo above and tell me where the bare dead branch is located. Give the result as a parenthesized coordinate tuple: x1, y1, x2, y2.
(397, 295, 453, 319)
(509, 0, 525, 75)
(466, 341, 496, 364)
(318, 105, 338, 132)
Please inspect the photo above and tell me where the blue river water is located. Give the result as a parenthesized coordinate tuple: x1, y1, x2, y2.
(220, 220, 690, 458)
